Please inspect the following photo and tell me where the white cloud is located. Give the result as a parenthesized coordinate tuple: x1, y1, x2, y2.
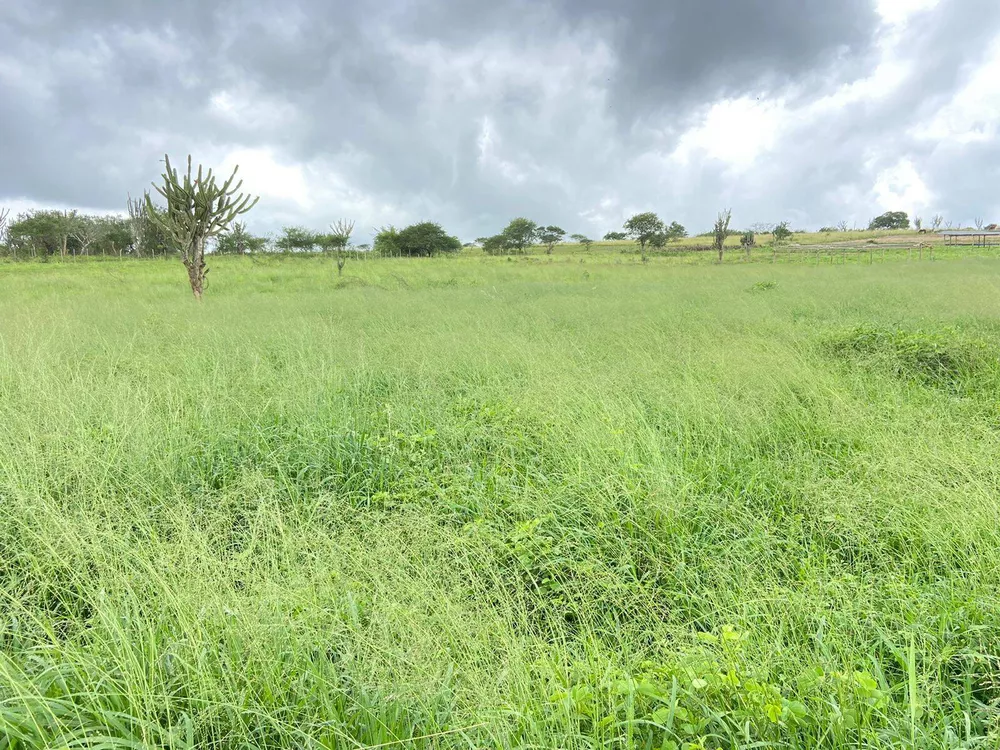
(670, 96, 784, 171)
(876, 0, 941, 26)
(911, 34, 1000, 146)
(871, 158, 933, 212)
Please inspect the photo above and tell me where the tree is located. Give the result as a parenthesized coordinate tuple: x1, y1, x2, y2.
(147, 154, 258, 300)
(537, 225, 566, 255)
(913, 216, 923, 231)
(276, 226, 320, 253)
(648, 232, 668, 253)
(69, 215, 105, 257)
(713, 209, 732, 263)
(772, 221, 792, 243)
(480, 234, 508, 255)
(0, 208, 9, 251)
(323, 219, 355, 275)
(394, 221, 460, 257)
(623, 212, 665, 262)
(603, 231, 627, 241)
(374, 226, 401, 256)
(100, 216, 135, 257)
(740, 230, 756, 259)
(570, 233, 593, 251)
(868, 211, 909, 230)
(974, 217, 985, 230)
(500, 218, 539, 254)
(665, 221, 687, 241)
(216, 221, 268, 255)
(837, 221, 849, 232)
(5, 210, 76, 259)
(931, 215, 943, 231)
(128, 193, 174, 257)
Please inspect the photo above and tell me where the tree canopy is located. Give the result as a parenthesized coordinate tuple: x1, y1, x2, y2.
(868, 211, 910, 231)
(537, 225, 566, 254)
(395, 221, 461, 256)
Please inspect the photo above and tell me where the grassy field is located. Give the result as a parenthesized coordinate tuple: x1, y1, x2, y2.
(2, 253, 1000, 748)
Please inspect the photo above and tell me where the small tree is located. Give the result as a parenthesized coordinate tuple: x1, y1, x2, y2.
(913, 216, 923, 231)
(216, 221, 268, 254)
(772, 221, 792, 244)
(665, 221, 687, 241)
(624, 212, 665, 262)
(500, 218, 539, 253)
(69, 215, 105, 257)
(569, 233, 593, 251)
(326, 219, 354, 275)
(931, 215, 943, 231)
(374, 226, 401, 256)
(128, 193, 174, 257)
(100, 216, 134, 258)
(868, 211, 909, 231)
(0, 208, 9, 248)
(603, 231, 627, 241)
(740, 230, 756, 259)
(713, 209, 732, 263)
(537, 225, 566, 255)
(974, 217, 985, 231)
(480, 234, 507, 255)
(837, 220, 849, 232)
(147, 154, 258, 299)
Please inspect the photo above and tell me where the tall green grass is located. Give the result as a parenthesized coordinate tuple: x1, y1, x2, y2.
(1, 256, 999, 748)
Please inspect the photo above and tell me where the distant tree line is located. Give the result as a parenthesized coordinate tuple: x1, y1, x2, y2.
(0, 183, 969, 270)
(0, 202, 175, 260)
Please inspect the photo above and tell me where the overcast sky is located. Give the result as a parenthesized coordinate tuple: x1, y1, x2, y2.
(1, 0, 998, 241)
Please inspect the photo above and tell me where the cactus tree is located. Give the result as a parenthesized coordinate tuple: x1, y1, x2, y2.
(147, 154, 258, 299)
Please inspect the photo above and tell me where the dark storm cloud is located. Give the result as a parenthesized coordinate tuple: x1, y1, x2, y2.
(1, 0, 999, 239)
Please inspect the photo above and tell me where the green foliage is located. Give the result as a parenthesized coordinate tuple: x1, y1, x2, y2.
(216, 221, 268, 254)
(772, 221, 792, 243)
(665, 221, 688, 240)
(740, 230, 756, 249)
(501, 217, 539, 253)
(623, 212, 665, 255)
(394, 221, 461, 256)
(374, 225, 401, 256)
(713, 208, 732, 261)
(569, 233, 593, 250)
(478, 218, 540, 255)
(868, 211, 910, 231)
(5, 209, 76, 258)
(276, 226, 321, 253)
(603, 231, 627, 241)
(538, 225, 566, 255)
